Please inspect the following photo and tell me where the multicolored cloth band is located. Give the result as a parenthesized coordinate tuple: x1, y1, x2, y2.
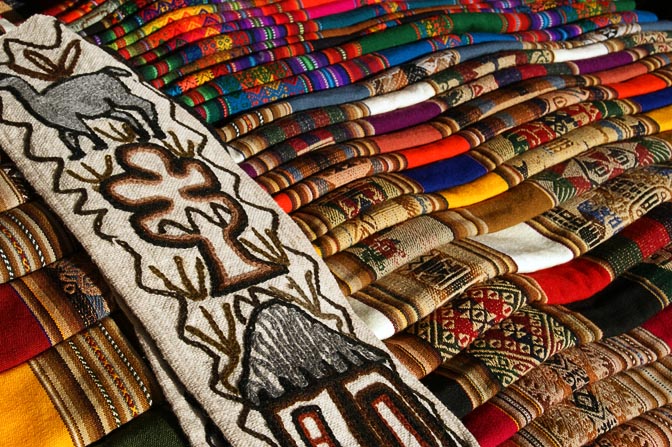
(291, 69, 672, 243)
(385, 199, 672, 377)
(4, 1, 672, 446)
(0, 252, 114, 372)
(345, 161, 672, 338)
(424, 241, 672, 418)
(219, 11, 658, 140)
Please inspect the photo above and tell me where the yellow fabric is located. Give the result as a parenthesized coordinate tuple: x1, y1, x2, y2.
(439, 173, 510, 208)
(0, 363, 72, 447)
(644, 104, 672, 131)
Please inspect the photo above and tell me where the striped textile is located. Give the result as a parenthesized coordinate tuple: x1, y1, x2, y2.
(291, 86, 672, 242)
(503, 355, 672, 446)
(386, 201, 672, 375)
(423, 241, 672, 416)
(0, 317, 157, 447)
(348, 162, 672, 338)
(219, 10, 655, 140)
(587, 404, 672, 447)
(0, 200, 76, 284)
(0, 252, 114, 372)
(315, 131, 672, 256)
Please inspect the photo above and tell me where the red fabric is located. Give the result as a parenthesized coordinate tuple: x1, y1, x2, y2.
(462, 400, 519, 447)
(606, 73, 670, 98)
(527, 257, 613, 304)
(642, 305, 672, 346)
(527, 217, 671, 304)
(0, 285, 51, 372)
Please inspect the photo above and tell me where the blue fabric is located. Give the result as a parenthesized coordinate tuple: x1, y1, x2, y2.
(403, 155, 488, 191)
(633, 86, 672, 112)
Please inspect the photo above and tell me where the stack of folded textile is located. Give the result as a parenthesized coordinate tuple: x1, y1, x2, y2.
(2, 0, 672, 446)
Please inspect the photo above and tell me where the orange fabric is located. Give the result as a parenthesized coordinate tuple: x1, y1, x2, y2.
(402, 134, 472, 169)
(0, 363, 72, 447)
(605, 72, 669, 97)
(370, 124, 447, 153)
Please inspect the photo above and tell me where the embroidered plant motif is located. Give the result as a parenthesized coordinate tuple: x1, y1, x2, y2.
(66, 154, 114, 191)
(99, 143, 287, 296)
(4, 29, 81, 81)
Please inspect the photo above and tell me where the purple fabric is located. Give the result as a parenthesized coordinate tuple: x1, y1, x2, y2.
(573, 50, 639, 73)
(365, 101, 444, 133)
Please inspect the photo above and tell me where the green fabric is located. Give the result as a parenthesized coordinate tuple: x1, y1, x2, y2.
(91, 405, 188, 447)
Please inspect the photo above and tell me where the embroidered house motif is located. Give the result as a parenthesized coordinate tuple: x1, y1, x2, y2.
(239, 300, 462, 447)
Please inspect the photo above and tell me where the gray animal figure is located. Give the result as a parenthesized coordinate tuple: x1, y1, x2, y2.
(0, 66, 166, 160)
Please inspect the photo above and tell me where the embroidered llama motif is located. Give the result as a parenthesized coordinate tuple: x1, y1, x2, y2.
(0, 67, 165, 159)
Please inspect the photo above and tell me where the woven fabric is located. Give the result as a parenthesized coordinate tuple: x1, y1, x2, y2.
(504, 355, 672, 447)
(0, 317, 157, 447)
(190, 2, 637, 124)
(424, 240, 672, 416)
(388, 201, 672, 375)
(328, 151, 672, 298)
(347, 162, 672, 338)
(315, 131, 672, 257)
(242, 41, 672, 185)
(90, 404, 188, 447)
(290, 86, 672, 243)
(0, 200, 76, 284)
(425, 302, 602, 417)
(587, 404, 672, 447)
(465, 304, 672, 446)
(0, 252, 114, 372)
(0, 16, 476, 447)
(223, 20, 653, 159)
(218, 10, 652, 140)
(271, 63, 672, 214)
